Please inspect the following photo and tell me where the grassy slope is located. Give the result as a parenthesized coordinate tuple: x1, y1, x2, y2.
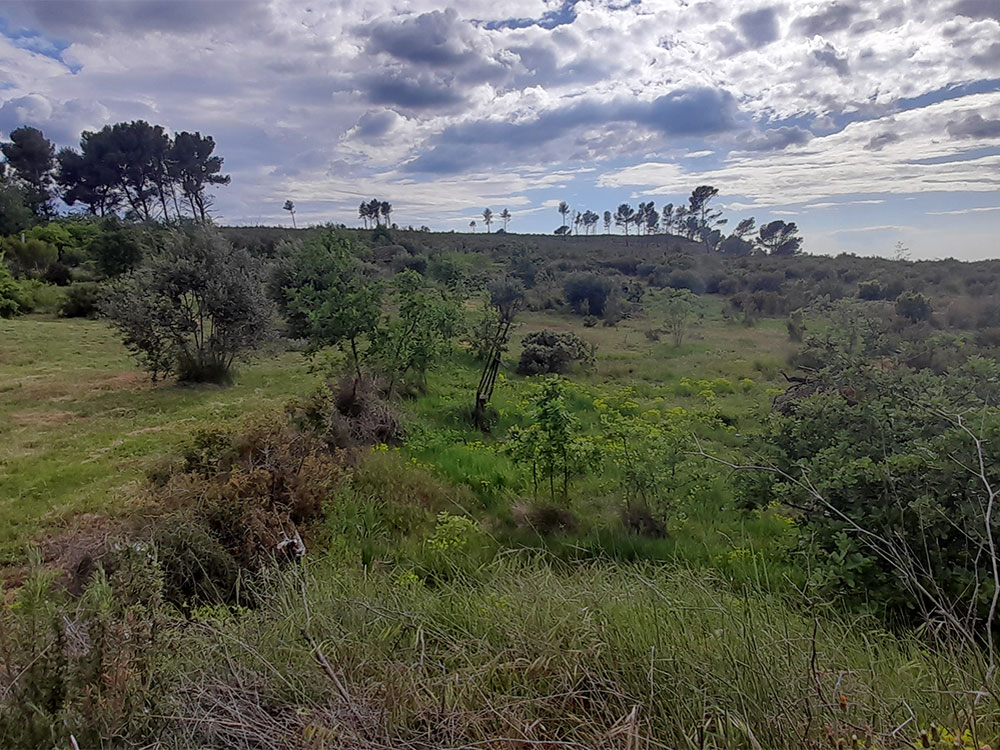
(0, 316, 321, 563)
(4, 311, 999, 747)
(0, 301, 790, 564)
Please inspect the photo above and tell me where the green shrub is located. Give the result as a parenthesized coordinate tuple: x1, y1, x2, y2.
(516, 330, 592, 375)
(0, 258, 26, 317)
(58, 282, 102, 318)
(563, 273, 611, 316)
(895, 290, 932, 322)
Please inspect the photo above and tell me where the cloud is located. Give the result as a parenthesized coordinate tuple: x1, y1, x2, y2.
(735, 7, 781, 48)
(792, 3, 859, 36)
(928, 205, 1000, 215)
(2, 0, 271, 38)
(864, 131, 902, 151)
(402, 86, 738, 173)
(947, 113, 1000, 138)
(811, 41, 850, 76)
(951, 0, 1000, 21)
(740, 125, 813, 151)
(362, 70, 465, 110)
(349, 109, 404, 140)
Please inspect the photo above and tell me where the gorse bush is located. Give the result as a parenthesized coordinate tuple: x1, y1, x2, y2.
(516, 329, 592, 375)
(103, 225, 274, 383)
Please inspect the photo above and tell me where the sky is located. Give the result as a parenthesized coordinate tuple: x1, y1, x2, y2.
(0, 0, 998, 259)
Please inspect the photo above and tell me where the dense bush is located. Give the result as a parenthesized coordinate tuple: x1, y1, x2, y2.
(895, 290, 932, 322)
(58, 282, 102, 318)
(89, 217, 145, 277)
(0, 257, 27, 317)
(563, 273, 611, 316)
(739, 355, 1000, 634)
(103, 226, 273, 382)
(516, 330, 592, 375)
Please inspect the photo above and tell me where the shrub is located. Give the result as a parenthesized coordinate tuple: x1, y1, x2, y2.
(736, 357, 1000, 634)
(664, 269, 705, 294)
(895, 290, 932, 322)
(0, 236, 57, 278)
(58, 282, 102, 318)
(103, 226, 274, 383)
(89, 217, 144, 277)
(563, 273, 611, 316)
(516, 330, 592, 375)
(293, 376, 404, 449)
(0, 258, 27, 317)
(149, 413, 344, 602)
(42, 261, 72, 286)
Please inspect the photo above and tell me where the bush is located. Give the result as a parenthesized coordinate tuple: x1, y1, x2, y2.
(895, 290, 932, 322)
(103, 226, 274, 383)
(563, 273, 611, 316)
(0, 236, 57, 278)
(0, 258, 27, 317)
(89, 217, 144, 277)
(516, 330, 592, 375)
(664, 269, 705, 294)
(737, 357, 1000, 633)
(149, 413, 344, 603)
(58, 282, 102, 318)
(293, 376, 404, 449)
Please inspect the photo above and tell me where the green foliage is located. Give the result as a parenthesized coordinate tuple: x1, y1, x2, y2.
(0, 235, 57, 278)
(0, 182, 35, 235)
(0, 256, 27, 317)
(58, 282, 103, 318)
(505, 377, 598, 503)
(103, 226, 273, 382)
(370, 269, 461, 393)
(595, 390, 715, 519)
(739, 356, 1000, 630)
(0, 552, 167, 749)
(279, 231, 382, 377)
(516, 329, 593, 375)
(563, 272, 612, 316)
(648, 287, 699, 347)
(88, 217, 144, 277)
(895, 290, 932, 322)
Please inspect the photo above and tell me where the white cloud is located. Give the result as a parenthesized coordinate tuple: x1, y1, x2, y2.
(0, 0, 997, 244)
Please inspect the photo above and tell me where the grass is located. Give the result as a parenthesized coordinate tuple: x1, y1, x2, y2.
(158, 557, 1000, 748)
(3, 307, 1000, 749)
(0, 315, 320, 563)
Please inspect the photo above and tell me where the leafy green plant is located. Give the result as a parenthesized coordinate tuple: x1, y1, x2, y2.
(505, 376, 598, 503)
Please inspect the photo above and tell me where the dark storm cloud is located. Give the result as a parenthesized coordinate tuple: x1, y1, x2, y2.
(363, 71, 464, 110)
(864, 131, 902, 151)
(741, 125, 813, 151)
(1, 0, 268, 37)
(812, 42, 850, 76)
(735, 7, 781, 48)
(793, 3, 859, 36)
(402, 86, 738, 173)
(947, 113, 1000, 138)
(952, 0, 1000, 21)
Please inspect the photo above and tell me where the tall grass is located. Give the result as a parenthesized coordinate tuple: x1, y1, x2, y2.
(160, 557, 999, 749)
